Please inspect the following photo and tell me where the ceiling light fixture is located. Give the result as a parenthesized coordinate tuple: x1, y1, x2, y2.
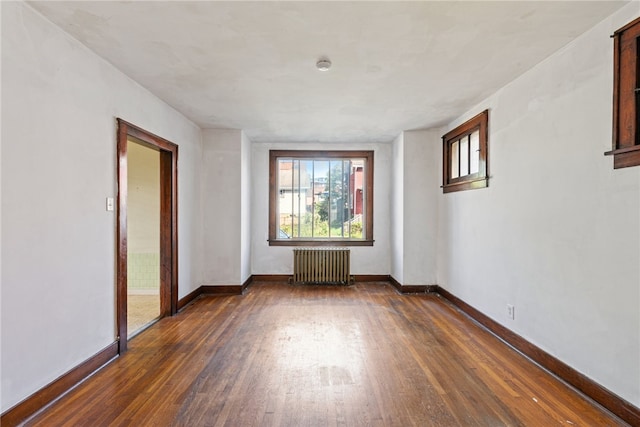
(316, 58, 332, 71)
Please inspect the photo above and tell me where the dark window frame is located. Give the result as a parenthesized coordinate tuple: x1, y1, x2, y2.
(605, 16, 640, 169)
(442, 110, 489, 193)
(268, 150, 374, 247)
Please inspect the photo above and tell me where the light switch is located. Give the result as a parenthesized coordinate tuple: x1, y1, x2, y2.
(106, 197, 115, 211)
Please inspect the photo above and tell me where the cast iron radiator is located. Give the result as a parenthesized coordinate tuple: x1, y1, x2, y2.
(292, 248, 352, 285)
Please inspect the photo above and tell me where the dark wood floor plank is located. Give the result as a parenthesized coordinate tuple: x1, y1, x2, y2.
(26, 282, 626, 426)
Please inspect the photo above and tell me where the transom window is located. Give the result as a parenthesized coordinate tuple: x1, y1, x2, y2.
(605, 16, 640, 169)
(442, 110, 489, 193)
(269, 150, 374, 246)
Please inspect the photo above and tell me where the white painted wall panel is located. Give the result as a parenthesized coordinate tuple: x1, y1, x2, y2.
(240, 132, 252, 284)
(201, 129, 242, 285)
(390, 134, 404, 283)
(403, 130, 440, 286)
(437, 3, 640, 405)
(1, 2, 202, 411)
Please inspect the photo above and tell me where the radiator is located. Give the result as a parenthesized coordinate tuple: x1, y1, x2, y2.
(293, 248, 352, 285)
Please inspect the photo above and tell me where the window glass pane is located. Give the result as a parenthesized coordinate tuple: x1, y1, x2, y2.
(328, 160, 345, 238)
(460, 136, 469, 176)
(313, 160, 329, 238)
(344, 160, 352, 238)
(272, 153, 370, 242)
(293, 160, 313, 237)
(451, 140, 459, 178)
(469, 130, 480, 174)
(277, 159, 293, 238)
(351, 160, 364, 239)
(291, 160, 300, 237)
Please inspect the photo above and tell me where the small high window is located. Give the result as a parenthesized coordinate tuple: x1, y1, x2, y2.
(269, 150, 374, 246)
(442, 110, 489, 193)
(606, 17, 640, 168)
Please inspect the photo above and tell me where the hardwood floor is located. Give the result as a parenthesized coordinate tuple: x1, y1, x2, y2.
(28, 282, 625, 426)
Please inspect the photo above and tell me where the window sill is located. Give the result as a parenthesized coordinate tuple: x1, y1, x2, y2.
(604, 145, 640, 169)
(268, 239, 374, 247)
(442, 177, 488, 193)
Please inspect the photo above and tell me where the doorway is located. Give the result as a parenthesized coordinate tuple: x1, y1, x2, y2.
(127, 140, 160, 336)
(116, 119, 178, 353)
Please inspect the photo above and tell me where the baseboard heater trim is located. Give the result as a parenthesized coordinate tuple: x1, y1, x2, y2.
(436, 286, 640, 426)
(0, 341, 119, 427)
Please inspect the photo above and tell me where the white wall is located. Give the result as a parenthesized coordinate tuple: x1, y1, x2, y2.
(0, 1, 203, 412)
(437, 3, 640, 406)
(251, 142, 391, 275)
(390, 134, 404, 283)
(202, 129, 243, 285)
(201, 129, 252, 286)
(391, 130, 440, 287)
(402, 130, 440, 286)
(240, 132, 252, 284)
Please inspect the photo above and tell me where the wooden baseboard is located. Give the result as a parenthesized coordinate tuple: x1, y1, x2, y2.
(436, 286, 640, 426)
(1, 341, 118, 427)
(179, 279, 253, 309)
(353, 274, 389, 282)
(388, 276, 438, 294)
(251, 274, 292, 282)
(241, 275, 253, 292)
(177, 287, 203, 311)
(201, 285, 243, 295)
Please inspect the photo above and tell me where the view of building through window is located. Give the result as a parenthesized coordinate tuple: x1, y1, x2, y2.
(277, 158, 365, 239)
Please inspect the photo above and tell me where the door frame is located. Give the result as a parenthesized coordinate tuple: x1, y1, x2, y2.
(116, 118, 178, 353)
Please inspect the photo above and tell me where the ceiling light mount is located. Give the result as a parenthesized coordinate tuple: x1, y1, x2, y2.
(316, 58, 332, 71)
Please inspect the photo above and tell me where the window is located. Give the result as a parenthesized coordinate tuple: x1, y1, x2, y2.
(606, 17, 640, 169)
(269, 150, 374, 246)
(442, 110, 489, 193)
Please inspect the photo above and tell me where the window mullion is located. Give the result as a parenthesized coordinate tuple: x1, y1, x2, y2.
(291, 160, 295, 238)
(297, 160, 301, 238)
(311, 161, 315, 238)
(456, 140, 462, 178)
(328, 161, 332, 239)
(467, 135, 471, 175)
(348, 160, 351, 239)
(340, 160, 344, 238)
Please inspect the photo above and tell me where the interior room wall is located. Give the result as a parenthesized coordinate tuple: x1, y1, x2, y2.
(390, 134, 404, 283)
(1, 1, 203, 412)
(402, 130, 440, 286)
(240, 132, 252, 284)
(201, 129, 247, 285)
(251, 142, 392, 276)
(436, 3, 640, 406)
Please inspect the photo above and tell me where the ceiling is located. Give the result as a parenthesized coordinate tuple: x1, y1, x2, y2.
(29, 1, 628, 143)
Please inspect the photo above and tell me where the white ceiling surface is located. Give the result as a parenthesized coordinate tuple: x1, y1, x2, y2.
(29, 1, 629, 143)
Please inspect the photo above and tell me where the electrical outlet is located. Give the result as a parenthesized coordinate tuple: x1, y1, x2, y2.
(507, 304, 515, 320)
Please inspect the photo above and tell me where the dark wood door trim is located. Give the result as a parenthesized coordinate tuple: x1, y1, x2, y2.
(116, 119, 178, 353)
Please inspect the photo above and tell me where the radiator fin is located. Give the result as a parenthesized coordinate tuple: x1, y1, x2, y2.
(293, 248, 351, 285)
